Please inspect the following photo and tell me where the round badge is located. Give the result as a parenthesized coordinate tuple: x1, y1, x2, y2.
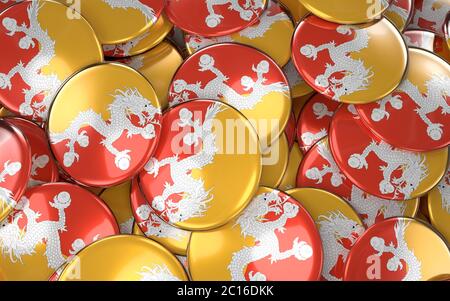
(298, 0, 391, 24)
(409, 0, 450, 37)
(292, 16, 408, 104)
(427, 163, 450, 243)
(55, 0, 165, 45)
(165, 0, 267, 37)
(283, 59, 314, 98)
(278, 142, 303, 191)
(286, 188, 365, 281)
(138, 99, 262, 230)
(103, 13, 173, 58)
(297, 93, 339, 153)
(356, 48, 450, 152)
(284, 111, 296, 149)
(118, 41, 184, 110)
(185, 1, 294, 67)
(278, 0, 309, 23)
(48, 63, 162, 187)
(168, 43, 291, 146)
(329, 105, 448, 200)
(100, 181, 134, 234)
(260, 134, 289, 187)
(403, 30, 450, 62)
(297, 138, 420, 228)
(188, 187, 322, 281)
(6, 117, 59, 187)
(58, 235, 188, 281)
(0, 119, 31, 221)
(383, 0, 413, 32)
(344, 217, 450, 281)
(0, 183, 119, 280)
(130, 178, 190, 255)
(0, 0, 103, 121)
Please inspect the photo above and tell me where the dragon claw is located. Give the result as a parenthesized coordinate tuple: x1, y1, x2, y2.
(348, 154, 368, 170)
(427, 123, 443, 141)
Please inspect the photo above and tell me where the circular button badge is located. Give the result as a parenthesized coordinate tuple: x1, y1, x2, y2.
(48, 63, 162, 187)
(138, 100, 262, 231)
(286, 188, 365, 281)
(188, 187, 323, 281)
(383, 0, 413, 32)
(278, 142, 303, 191)
(165, 0, 267, 37)
(0, 183, 119, 280)
(283, 59, 314, 98)
(329, 105, 448, 200)
(409, 0, 450, 37)
(427, 163, 450, 243)
(55, 0, 165, 45)
(260, 134, 289, 187)
(403, 30, 450, 63)
(356, 48, 450, 152)
(297, 93, 339, 153)
(6, 117, 59, 187)
(292, 16, 408, 104)
(185, 0, 294, 67)
(0, 0, 103, 121)
(0, 119, 31, 221)
(59, 235, 188, 281)
(103, 13, 173, 58)
(99, 181, 134, 234)
(297, 138, 419, 228)
(168, 43, 291, 146)
(298, 0, 391, 24)
(119, 41, 184, 110)
(130, 178, 191, 255)
(344, 217, 450, 281)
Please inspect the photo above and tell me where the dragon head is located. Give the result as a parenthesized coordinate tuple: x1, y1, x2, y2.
(393, 154, 428, 199)
(329, 62, 373, 101)
(113, 88, 161, 126)
(318, 211, 364, 247)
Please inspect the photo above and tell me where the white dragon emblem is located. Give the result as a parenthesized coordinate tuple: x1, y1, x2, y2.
(348, 140, 428, 199)
(283, 59, 305, 89)
(204, 0, 264, 28)
(228, 191, 313, 281)
(0, 161, 22, 210)
(102, 0, 157, 24)
(187, 2, 289, 50)
(305, 142, 346, 188)
(300, 103, 334, 149)
(27, 154, 49, 188)
(119, 217, 134, 234)
(170, 54, 289, 110)
(135, 204, 189, 240)
(0, 191, 71, 270)
(49, 88, 161, 171)
(383, 0, 410, 25)
(103, 31, 150, 57)
(0, 1, 62, 120)
(348, 185, 407, 227)
(370, 74, 450, 141)
(300, 25, 372, 101)
(370, 219, 422, 281)
(410, 0, 449, 35)
(317, 211, 364, 281)
(138, 264, 182, 281)
(144, 102, 224, 223)
(436, 167, 450, 213)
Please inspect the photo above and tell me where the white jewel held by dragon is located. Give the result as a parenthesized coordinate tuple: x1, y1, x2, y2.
(204, 0, 264, 28)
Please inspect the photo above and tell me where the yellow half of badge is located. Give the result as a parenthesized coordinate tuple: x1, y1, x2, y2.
(59, 235, 188, 281)
(278, 0, 310, 23)
(278, 142, 303, 191)
(411, 148, 448, 198)
(100, 181, 134, 233)
(260, 134, 289, 187)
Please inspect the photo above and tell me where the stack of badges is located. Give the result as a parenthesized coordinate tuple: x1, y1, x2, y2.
(0, 0, 448, 282)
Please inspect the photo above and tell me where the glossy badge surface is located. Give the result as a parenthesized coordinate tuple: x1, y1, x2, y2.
(292, 16, 407, 104)
(6, 117, 59, 187)
(165, 0, 267, 37)
(286, 188, 365, 281)
(168, 43, 291, 147)
(0, 0, 103, 121)
(0, 183, 119, 280)
(0, 118, 31, 221)
(356, 48, 450, 152)
(383, 0, 413, 32)
(278, 142, 303, 191)
(329, 105, 448, 200)
(100, 181, 134, 234)
(298, 0, 391, 24)
(188, 187, 323, 281)
(404, 30, 450, 62)
(408, 0, 450, 37)
(138, 100, 262, 231)
(297, 138, 419, 228)
(185, 0, 294, 67)
(58, 235, 188, 281)
(48, 63, 162, 187)
(344, 217, 450, 281)
(55, 0, 165, 45)
(427, 163, 450, 243)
